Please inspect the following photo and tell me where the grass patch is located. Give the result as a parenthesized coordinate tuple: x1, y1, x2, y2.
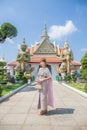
(67, 82, 87, 93)
(1, 83, 24, 96)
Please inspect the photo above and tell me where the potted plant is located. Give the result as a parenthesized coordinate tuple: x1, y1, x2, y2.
(25, 73, 31, 84)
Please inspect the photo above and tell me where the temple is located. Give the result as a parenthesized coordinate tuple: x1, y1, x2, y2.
(8, 23, 81, 79)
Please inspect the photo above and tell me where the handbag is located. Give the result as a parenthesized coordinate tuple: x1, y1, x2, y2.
(35, 84, 43, 90)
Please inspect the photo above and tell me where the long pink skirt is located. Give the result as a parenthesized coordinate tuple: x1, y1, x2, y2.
(38, 79, 54, 110)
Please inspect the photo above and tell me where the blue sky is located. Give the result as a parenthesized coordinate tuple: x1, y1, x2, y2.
(0, 0, 87, 63)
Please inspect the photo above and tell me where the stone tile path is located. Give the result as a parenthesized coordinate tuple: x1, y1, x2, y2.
(0, 81, 87, 130)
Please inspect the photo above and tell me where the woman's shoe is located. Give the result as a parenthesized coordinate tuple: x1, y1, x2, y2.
(39, 110, 47, 115)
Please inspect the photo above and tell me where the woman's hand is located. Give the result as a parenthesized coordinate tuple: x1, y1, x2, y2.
(36, 77, 51, 83)
(37, 79, 44, 83)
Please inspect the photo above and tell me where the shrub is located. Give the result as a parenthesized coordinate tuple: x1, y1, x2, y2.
(6, 82, 13, 88)
(22, 76, 28, 83)
(84, 83, 87, 93)
(0, 75, 3, 81)
(0, 84, 3, 96)
(81, 52, 87, 81)
(2, 76, 7, 82)
(15, 71, 23, 81)
(71, 74, 77, 82)
(80, 68, 87, 81)
(64, 74, 71, 82)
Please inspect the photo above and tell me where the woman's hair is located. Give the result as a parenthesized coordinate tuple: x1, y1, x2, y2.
(40, 58, 46, 64)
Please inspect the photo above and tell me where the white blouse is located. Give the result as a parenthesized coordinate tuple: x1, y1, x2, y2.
(38, 67, 51, 79)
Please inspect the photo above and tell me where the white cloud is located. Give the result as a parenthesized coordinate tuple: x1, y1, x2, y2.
(80, 48, 87, 52)
(35, 41, 39, 45)
(48, 20, 78, 40)
(6, 38, 14, 44)
(31, 44, 34, 47)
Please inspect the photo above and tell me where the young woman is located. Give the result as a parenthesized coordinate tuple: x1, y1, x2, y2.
(36, 58, 54, 115)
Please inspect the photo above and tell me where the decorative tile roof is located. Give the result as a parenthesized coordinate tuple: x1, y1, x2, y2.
(71, 61, 81, 66)
(34, 39, 56, 54)
(8, 61, 18, 66)
(8, 58, 81, 66)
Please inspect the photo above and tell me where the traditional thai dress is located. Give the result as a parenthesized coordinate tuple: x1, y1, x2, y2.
(37, 67, 54, 110)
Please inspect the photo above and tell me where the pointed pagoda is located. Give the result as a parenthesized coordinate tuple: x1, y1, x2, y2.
(41, 22, 49, 40)
(34, 23, 56, 54)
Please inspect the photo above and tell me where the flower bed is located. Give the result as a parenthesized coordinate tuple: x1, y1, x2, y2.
(0, 83, 24, 97)
(67, 82, 87, 93)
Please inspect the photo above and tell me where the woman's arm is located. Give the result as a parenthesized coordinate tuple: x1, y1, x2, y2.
(37, 77, 51, 83)
(43, 76, 51, 81)
(35, 76, 39, 82)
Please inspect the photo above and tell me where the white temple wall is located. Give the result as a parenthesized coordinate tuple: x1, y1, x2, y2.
(51, 64, 58, 80)
(31, 63, 58, 80)
(7, 66, 14, 76)
(31, 64, 39, 77)
(8, 64, 59, 80)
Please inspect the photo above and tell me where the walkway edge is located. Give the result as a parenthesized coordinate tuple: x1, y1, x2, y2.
(62, 82, 87, 98)
(0, 83, 28, 103)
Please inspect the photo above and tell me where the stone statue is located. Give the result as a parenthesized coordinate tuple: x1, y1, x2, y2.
(56, 41, 74, 80)
(59, 60, 67, 73)
(60, 42, 73, 73)
(14, 39, 33, 73)
(56, 60, 67, 80)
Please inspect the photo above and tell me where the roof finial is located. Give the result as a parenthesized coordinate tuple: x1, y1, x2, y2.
(41, 19, 49, 39)
(44, 18, 47, 34)
(21, 38, 27, 47)
(44, 17, 46, 25)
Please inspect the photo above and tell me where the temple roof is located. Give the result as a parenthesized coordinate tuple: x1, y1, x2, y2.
(8, 59, 81, 66)
(34, 39, 56, 54)
(34, 23, 56, 54)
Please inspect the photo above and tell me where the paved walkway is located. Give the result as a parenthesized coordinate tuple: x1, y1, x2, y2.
(0, 81, 87, 130)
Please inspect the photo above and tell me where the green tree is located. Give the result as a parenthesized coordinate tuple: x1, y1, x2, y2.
(0, 22, 17, 43)
(81, 51, 87, 80)
(0, 59, 7, 83)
